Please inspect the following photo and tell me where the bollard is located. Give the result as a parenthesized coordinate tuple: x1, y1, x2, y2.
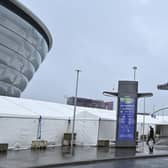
(31, 140, 47, 150)
(0, 143, 8, 152)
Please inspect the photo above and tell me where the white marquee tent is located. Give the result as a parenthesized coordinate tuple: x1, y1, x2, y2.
(0, 96, 166, 149)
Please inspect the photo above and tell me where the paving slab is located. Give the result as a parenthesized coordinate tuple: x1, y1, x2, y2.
(0, 144, 168, 168)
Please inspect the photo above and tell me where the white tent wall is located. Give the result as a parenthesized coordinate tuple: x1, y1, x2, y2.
(98, 119, 116, 141)
(41, 119, 69, 146)
(0, 117, 70, 149)
(97, 119, 155, 142)
(136, 115, 157, 140)
(158, 125, 168, 137)
(0, 115, 161, 149)
(75, 119, 99, 146)
(136, 123, 155, 139)
(0, 117, 37, 149)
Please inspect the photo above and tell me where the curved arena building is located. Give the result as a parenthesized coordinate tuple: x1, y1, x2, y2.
(0, 0, 52, 97)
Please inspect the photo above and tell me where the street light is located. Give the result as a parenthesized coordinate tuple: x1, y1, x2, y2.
(140, 93, 153, 152)
(71, 69, 81, 154)
(142, 97, 146, 151)
(132, 66, 137, 80)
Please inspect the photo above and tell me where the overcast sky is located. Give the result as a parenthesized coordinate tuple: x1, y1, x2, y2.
(19, 0, 168, 113)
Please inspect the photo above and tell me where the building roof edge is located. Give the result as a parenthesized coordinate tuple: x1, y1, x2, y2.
(1, 0, 53, 51)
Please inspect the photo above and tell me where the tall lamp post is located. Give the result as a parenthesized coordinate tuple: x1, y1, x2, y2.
(142, 97, 146, 151)
(71, 69, 81, 154)
(140, 94, 153, 151)
(132, 66, 137, 80)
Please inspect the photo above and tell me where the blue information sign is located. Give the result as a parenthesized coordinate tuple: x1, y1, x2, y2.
(118, 97, 136, 141)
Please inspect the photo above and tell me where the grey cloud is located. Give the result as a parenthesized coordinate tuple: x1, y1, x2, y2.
(20, 0, 168, 113)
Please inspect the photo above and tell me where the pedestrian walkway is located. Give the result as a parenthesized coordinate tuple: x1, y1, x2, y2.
(0, 143, 168, 168)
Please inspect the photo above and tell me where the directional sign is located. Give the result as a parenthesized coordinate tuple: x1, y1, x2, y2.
(118, 96, 136, 141)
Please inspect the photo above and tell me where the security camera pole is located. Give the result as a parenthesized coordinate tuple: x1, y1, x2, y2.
(71, 69, 81, 154)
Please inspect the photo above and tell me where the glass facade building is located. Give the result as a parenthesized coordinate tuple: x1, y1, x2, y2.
(0, 0, 52, 97)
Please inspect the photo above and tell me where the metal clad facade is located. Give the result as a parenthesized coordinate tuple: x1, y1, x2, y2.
(0, 3, 52, 97)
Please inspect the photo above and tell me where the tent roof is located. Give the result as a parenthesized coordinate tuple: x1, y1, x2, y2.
(0, 96, 116, 120)
(76, 106, 116, 120)
(137, 115, 162, 124)
(0, 96, 166, 125)
(0, 96, 73, 119)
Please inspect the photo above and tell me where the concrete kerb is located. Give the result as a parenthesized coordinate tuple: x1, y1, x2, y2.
(27, 153, 168, 168)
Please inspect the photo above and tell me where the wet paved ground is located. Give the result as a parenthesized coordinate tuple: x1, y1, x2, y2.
(63, 157, 168, 168)
(0, 143, 168, 168)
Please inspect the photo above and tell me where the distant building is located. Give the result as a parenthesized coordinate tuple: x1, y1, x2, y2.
(157, 82, 168, 90)
(67, 97, 113, 110)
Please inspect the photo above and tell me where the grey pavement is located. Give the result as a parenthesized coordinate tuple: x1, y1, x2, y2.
(64, 157, 168, 168)
(0, 143, 168, 168)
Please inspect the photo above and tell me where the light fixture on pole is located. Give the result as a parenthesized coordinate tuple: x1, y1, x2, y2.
(71, 69, 81, 154)
(132, 66, 137, 80)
